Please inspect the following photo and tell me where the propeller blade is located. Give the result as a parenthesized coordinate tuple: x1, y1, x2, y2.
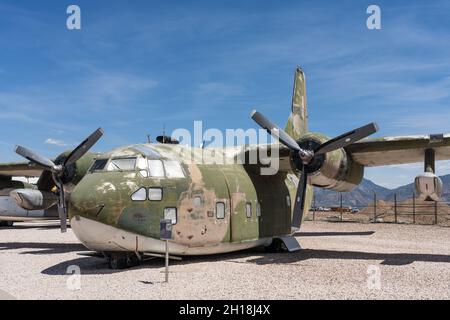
(56, 181, 67, 233)
(251, 110, 301, 152)
(315, 122, 379, 155)
(65, 128, 104, 166)
(15, 146, 56, 170)
(291, 166, 308, 229)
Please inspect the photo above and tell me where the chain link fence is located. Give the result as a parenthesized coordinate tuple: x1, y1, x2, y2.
(306, 192, 450, 227)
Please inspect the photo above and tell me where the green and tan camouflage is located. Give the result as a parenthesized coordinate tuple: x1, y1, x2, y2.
(69, 143, 300, 253)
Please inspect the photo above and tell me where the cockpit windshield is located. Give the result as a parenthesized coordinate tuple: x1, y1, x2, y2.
(106, 158, 137, 172)
(89, 159, 108, 172)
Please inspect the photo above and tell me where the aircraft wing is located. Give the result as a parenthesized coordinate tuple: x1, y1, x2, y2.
(346, 133, 450, 167)
(0, 162, 43, 177)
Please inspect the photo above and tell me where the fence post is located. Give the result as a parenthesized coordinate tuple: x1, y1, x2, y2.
(313, 194, 316, 221)
(412, 192, 416, 224)
(340, 193, 343, 221)
(394, 194, 398, 223)
(435, 201, 438, 225)
(373, 191, 377, 223)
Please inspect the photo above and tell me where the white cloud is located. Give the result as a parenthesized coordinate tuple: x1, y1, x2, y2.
(45, 138, 67, 147)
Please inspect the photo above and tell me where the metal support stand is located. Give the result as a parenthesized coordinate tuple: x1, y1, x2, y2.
(394, 194, 398, 223)
(165, 240, 169, 283)
(373, 192, 377, 223)
(424, 148, 436, 173)
(160, 219, 172, 283)
(435, 201, 438, 225)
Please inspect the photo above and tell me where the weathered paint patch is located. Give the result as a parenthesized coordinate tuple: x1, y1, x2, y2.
(96, 182, 116, 194)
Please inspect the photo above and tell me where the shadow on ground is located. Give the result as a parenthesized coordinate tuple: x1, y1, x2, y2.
(0, 224, 62, 230)
(294, 231, 375, 237)
(0, 242, 87, 255)
(240, 249, 450, 266)
(3, 229, 446, 275)
(41, 246, 450, 277)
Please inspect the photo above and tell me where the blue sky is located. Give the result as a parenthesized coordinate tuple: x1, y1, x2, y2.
(1, 0, 450, 188)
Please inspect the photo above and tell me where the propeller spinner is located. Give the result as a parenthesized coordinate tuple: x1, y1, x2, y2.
(15, 128, 104, 233)
(251, 110, 378, 230)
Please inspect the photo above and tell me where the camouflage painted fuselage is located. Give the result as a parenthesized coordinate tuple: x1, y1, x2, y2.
(68, 143, 313, 255)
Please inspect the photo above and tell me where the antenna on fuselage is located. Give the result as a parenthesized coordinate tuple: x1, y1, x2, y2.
(163, 124, 166, 143)
(147, 135, 152, 143)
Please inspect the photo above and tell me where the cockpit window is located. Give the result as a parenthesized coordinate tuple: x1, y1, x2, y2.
(90, 159, 108, 172)
(107, 158, 136, 172)
(148, 159, 165, 177)
(163, 160, 185, 178)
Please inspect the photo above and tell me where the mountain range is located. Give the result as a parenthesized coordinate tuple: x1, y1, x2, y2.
(313, 174, 450, 207)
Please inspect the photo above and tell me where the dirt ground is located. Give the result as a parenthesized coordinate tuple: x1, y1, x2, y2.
(0, 220, 449, 300)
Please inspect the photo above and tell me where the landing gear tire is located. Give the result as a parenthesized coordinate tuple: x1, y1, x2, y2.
(106, 253, 141, 270)
(265, 238, 288, 253)
(0, 221, 13, 228)
(108, 255, 128, 270)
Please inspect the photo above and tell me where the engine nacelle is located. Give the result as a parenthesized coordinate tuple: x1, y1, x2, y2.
(10, 189, 58, 210)
(414, 172, 442, 201)
(10, 151, 98, 211)
(295, 133, 364, 192)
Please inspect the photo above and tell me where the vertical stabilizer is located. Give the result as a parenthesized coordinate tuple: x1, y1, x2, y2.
(284, 67, 308, 140)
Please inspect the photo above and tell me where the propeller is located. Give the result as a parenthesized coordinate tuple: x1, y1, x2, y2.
(251, 110, 378, 229)
(15, 128, 104, 233)
(314, 123, 379, 156)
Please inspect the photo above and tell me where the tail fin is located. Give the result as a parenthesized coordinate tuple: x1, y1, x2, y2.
(284, 67, 308, 140)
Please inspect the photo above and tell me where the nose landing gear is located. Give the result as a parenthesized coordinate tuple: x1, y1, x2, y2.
(104, 252, 141, 270)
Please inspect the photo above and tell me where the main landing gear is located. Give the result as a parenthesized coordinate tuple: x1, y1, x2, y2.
(265, 236, 302, 253)
(265, 238, 289, 253)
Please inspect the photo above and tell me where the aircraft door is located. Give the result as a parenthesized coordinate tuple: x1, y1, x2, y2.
(219, 166, 259, 243)
(175, 164, 231, 246)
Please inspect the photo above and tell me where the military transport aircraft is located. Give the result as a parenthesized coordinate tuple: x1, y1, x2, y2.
(1, 67, 449, 269)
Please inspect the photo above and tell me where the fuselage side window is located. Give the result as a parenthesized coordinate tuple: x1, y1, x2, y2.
(107, 158, 136, 172)
(164, 207, 177, 224)
(216, 202, 225, 219)
(148, 188, 163, 201)
(193, 196, 203, 207)
(256, 202, 261, 217)
(131, 187, 147, 201)
(246, 203, 252, 218)
(163, 160, 185, 178)
(148, 159, 165, 177)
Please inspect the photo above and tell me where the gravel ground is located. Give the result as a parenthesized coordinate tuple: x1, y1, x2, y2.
(0, 221, 449, 300)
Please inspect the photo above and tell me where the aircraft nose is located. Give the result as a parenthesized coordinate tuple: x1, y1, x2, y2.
(68, 176, 122, 221)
